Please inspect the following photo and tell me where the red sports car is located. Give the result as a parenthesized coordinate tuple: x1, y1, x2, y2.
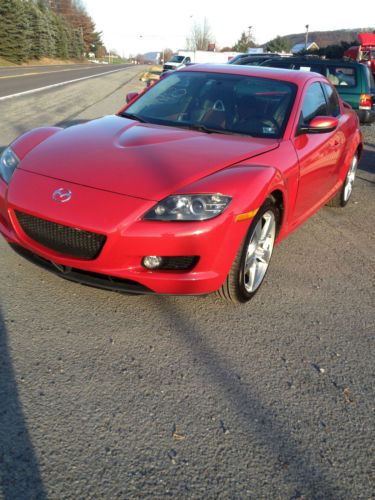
(0, 65, 362, 303)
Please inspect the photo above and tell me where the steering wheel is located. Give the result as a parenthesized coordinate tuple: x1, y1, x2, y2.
(212, 99, 226, 112)
(258, 117, 280, 135)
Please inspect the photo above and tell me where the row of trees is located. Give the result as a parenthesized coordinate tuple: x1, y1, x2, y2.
(0, 0, 105, 64)
(184, 20, 285, 54)
(302, 41, 357, 59)
(183, 19, 366, 57)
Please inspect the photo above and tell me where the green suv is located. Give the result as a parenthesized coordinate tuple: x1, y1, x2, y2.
(238, 57, 375, 125)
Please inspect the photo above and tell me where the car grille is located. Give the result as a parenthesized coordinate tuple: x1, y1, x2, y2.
(15, 211, 106, 259)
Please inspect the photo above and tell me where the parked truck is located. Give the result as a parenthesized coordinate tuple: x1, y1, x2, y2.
(163, 50, 241, 71)
(344, 33, 375, 76)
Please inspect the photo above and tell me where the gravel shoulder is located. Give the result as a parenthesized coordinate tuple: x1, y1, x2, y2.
(0, 72, 374, 498)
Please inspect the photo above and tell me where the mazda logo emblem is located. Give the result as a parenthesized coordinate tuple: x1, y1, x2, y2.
(52, 188, 72, 203)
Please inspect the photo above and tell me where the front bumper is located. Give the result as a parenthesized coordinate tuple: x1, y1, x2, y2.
(0, 170, 248, 295)
(356, 108, 375, 125)
(9, 243, 155, 294)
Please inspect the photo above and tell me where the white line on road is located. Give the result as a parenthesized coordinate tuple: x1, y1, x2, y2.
(0, 67, 131, 101)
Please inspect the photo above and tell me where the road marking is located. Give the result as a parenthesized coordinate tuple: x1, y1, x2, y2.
(0, 67, 131, 101)
(0, 71, 42, 79)
(0, 66, 99, 79)
(0, 63, 94, 71)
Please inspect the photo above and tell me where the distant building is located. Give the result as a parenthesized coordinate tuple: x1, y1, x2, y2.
(291, 42, 319, 54)
(247, 48, 264, 54)
(143, 52, 161, 64)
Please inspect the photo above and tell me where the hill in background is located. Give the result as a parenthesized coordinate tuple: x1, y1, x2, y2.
(266, 28, 375, 48)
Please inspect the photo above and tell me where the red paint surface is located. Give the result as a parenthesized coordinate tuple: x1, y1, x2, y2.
(0, 66, 363, 294)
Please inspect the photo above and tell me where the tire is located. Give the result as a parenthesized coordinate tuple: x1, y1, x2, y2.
(217, 198, 280, 304)
(327, 153, 358, 208)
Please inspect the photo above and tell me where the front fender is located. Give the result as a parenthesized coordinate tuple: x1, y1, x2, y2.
(11, 127, 62, 160)
(178, 164, 287, 216)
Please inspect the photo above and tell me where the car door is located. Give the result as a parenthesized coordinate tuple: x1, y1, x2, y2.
(321, 81, 347, 182)
(291, 81, 342, 221)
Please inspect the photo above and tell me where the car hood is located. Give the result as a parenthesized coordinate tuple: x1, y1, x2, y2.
(18, 115, 279, 201)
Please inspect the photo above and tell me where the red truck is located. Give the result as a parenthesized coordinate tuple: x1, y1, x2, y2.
(345, 33, 375, 76)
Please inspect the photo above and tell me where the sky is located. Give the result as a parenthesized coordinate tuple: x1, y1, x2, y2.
(84, 0, 373, 57)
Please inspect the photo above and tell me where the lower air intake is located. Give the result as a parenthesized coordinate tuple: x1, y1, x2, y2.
(15, 211, 106, 260)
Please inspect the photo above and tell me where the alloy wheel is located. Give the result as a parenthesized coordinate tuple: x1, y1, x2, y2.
(243, 210, 276, 293)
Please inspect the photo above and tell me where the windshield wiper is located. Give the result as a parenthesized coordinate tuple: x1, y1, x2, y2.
(120, 112, 148, 123)
(178, 123, 229, 135)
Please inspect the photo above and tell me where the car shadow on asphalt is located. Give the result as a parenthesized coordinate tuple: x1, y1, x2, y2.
(0, 308, 47, 499)
(358, 144, 375, 176)
(357, 146, 375, 185)
(157, 297, 340, 498)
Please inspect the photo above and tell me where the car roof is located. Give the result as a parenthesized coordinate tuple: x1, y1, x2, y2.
(261, 57, 365, 68)
(180, 63, 322, 85)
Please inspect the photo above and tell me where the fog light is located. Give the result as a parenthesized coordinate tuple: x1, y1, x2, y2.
(142, 256, 163, 269)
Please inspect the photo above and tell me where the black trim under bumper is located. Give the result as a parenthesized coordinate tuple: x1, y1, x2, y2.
(9, 243, 154, 295)
(356, 108, 375, 125)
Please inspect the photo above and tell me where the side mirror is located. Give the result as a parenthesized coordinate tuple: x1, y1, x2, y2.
(126, 92, 139, 104)
(300, 116, 339, 134)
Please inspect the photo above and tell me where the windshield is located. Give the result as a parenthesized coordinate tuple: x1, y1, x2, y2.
(228, 54, 247, 64)
(124, 71, 297, 138)
(169, 55, 185, 63)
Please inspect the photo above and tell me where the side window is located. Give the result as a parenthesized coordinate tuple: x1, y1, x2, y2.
(327, 66, 356, 87)
(322, 83, 341, 117)
(300, 82, 328, 126)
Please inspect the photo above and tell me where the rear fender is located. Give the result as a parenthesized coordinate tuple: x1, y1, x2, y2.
(11, 127, 62, 160)
(339, 129, 363, 183)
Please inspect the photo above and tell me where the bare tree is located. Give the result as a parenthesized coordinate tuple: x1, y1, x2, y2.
(186, 18, 214, 51)
(162, 48, 173, 64)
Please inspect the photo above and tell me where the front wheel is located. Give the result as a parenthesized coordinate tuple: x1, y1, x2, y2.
(327, 153, 358, 207)
(217, 198, 279, 304)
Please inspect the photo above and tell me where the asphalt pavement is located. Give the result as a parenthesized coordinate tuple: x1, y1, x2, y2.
(0, 63, 132, 99)
(0, 65, 374, 498)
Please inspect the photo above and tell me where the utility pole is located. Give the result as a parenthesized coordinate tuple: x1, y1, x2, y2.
(248, 25, 252, 46)
(305, 24, 309, 50)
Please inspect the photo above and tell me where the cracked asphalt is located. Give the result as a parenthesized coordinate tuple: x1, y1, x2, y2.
(0, 65, 374, 499)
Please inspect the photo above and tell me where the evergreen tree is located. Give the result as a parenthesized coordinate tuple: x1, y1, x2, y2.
(0, 0, 100, 63)
(45, 10, 58, 57)
(26, 2, 51, 59)
(0, 0, 30, 63)
(90, 30, 106, 57)
(58, 19, 70, 59)
(232, 31, 256, 52)
(266, 36, 292, 53)
(33, 0, 57, 58)
(68, 28, 84, 58)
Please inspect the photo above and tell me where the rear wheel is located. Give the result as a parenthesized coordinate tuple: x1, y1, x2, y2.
(217, 198, 279, 304)
(327, 153, 358, 207)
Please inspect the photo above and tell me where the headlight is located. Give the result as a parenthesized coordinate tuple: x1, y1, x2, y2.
(144, 194, 232, 221)
(0, 146, 19, 184)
